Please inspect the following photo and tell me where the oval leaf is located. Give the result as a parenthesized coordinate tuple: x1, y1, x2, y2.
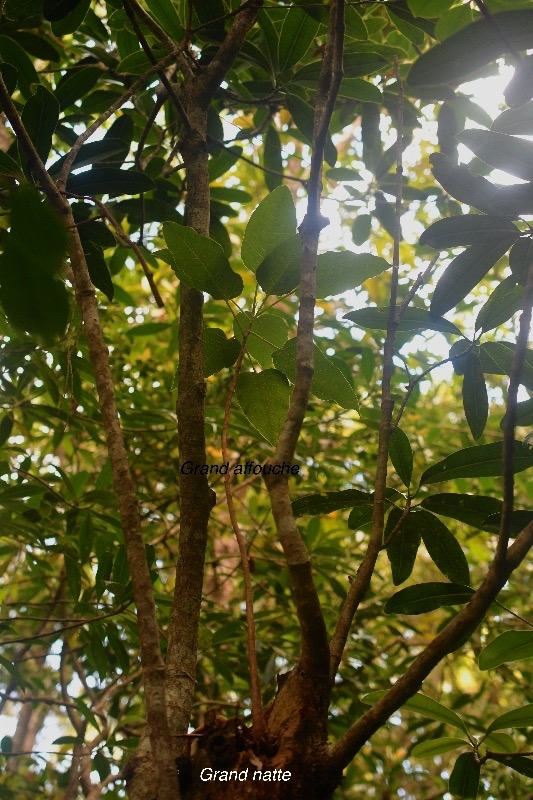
(414, 509, 470, 585)
(479, 631, 533, 671)
(233, 312, 289, 367)
(386, 507, 420, 586)
(429, 153, 499, 215)
(449, 752, 480, 799)
(236, 370, 291, 446)
(462, 351, 488, 440)
(241, 186, 297, 271)
(316, 252, 389, 298)
(203, 328, 240, 377)
(389, 427, 413, 486)
(256, 233, 301, 295)
(163, 222, 243, 300)
(67, 168, 155, 197)
(384, 582, 474, 615)
(344, 306, 462, 335)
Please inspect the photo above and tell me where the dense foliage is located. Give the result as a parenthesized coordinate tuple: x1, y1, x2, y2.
(1, 1, 533, 799)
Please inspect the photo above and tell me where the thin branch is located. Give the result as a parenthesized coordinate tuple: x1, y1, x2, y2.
(329, 57, 404, 682)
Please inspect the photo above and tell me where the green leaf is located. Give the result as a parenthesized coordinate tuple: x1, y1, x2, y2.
(421, 441, 533, 485)
(420, 494, 502, 529)
(492, 101, 533, 136)
(389, 427, 413, 486)
(163, 222, 243, 300)
(505, 57, 533, 109)
(83, 242, 114, 302)
(487, 183, 533, 218)
(241, 186, 297, 271)
(263, 126, 283, 191)
(43, 0, 85, 21)
(203, 328, 240, 377)
(236, 370, 291, 446)
(386, 507, 420, 585)
(126, 322, 171, 338)
(362, 690, 469, 733)
(434, 4, 473, 41)
(278, 8, 319, 71)
(479, 341, 533, 389)
(458, 129, 533, 182)
(233, 312, 289, 368)
(54, 65, 100, 110)
(294, 51, 386, 83)
(408, 10, 533, 87)
(273, 339, 359, 410)
(509, 237, 533, 285)
(420, 215, 519, 250)
(4, 0, 42, 20)
(286, 94, 337, 167)
(482, 732, 517, 753)
(415, 509, 470, 585)
(351, 214, 372, 246)
(491, 754, 533, 778)
(407, 0, 455, 18)
(462, 351, 488, 440)
(430, 240, 514, 317)
(256, 234, 301, 295)
(344, 306, 462, 335)
(65, 554, 81, 601)
(487, 703, 533, 733)
(0, 149, 23, 178)
(412, 737, 468, 758)
(292, 488, 371, 517)
(348, 503, 374, 530)
(479, 631, 533, 671)
(20, 86, 59, 166)
(316, 252, 389, 298)
(208, 145, 242, 182)
(51, 0, 90, 35)
(449, 752, 480, 799)
(50, 140, 130, 179)
(145, 0, 184, 41)
(429, 153, 499, 215)
(0, 35, 39, 98)
(66, 168, 155, 197)
(78, 510, 94, 562)
(475, 277, 523, 333)
(384, 582, 474, 615)
(327, 168, 363, 183)
(502, 397, 533, 429)
(338, 79, 382, 103)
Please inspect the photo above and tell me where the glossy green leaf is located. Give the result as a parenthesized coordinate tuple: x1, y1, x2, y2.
(278, 8, 319, 71)
(414, 509, 470, 585)
(509, 237, 533, 285)
(286, 94, 337, 167)
(492, 101, 533, 136)
(458, 129, 533, 182)
(163, 222, 243, 300)
(475, 277, 523, 333)
(273, 339, 359, 410)
(430, 240, 513, 317)
(292, 488, 371, 517)
(482, 732, 517, 754)
(462, 351, 488, 440)
(263, 126, 283, 191)
(362, 690, 469, 733)
(389, 427, 413, 487)
(351, 214, 372, 246)
(0, 35, 39, 98)
(429, 154, 499, 215)
(145, 0, 184, 41)
(384, 583, 474, 615)
(491, 754, 533, 778)
(421, 441, 533, 485)
(407, 0, 455, 17)
(412, 737, 468, 758)
(256, 234, 301, 295)
(483, 509, 533, 537)
(203, 328, 240, 378)
(67, 168, 155, 197)
(51, 0, 90, 35)
(420, 493, 501, 530)
(20, 86, 59, 166)
(236, 370, 291, 446)
(408, 10, 533, 87)
(420, 215, 519, 250)
(233, 312, 289, 368)
(487, 703, 533, 733)
(316, 252, 389, 298)
(344, 307, 462, 335)
(241, 186, 297, 271)
(479, 631, 533, 671)
(449, 752, 480, 799)
(386, 507, 420, 585)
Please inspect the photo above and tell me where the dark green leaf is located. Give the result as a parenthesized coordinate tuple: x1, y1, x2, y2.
(0, 414, 14, 447)
(208, 146, 242, 182)
(50, 139, 129, 177)
(67, 168, 155, 197)
(462, 351, 488, 440)
(502, 397, 533, 430)
(327, 168, 362, 182)
(504, 57, 533, 109)
(4, 0, 42, 21)
(415, 509, 470, 585)
(286, 94, 337, 167)
(385, 582, 474, 615)
(263, 126, 283, 191)
(458, 129, 533, 182)
(389, 427, 413, 486)
(256, 234, 301, 295)
(65, 554, 81, 600)
(479, 341, 533, 389)
(449, 752, 480, 799)
(408, 10, 533, 87)
(420, 493, 501, 529)
(83, 242, 114, 302)
(479, 631, 533, 671)
(475, 277, 523, 332)
(20, 86, 59, 167)
(430, 240, 514, 317)
(429, 153, 499, 215)
(509, 237, 533, 284)
(278, 8, 319, 71)
(491, 755, 533, 778)
(483, 732, 517, 754)
(351, 214, 372, 246)
(203, 328, 240, 377)
(348, 504, 374, 530)
(386, 507, 420, 585)
(412, 737, 468, 758)
(0, 35, 39, 98)
(294, 51, 386, 82)
(126, 322, 171, 338)
(0, 150, 23, 178)
(43, 0, 85, 21)
(51, 0, 90, 35)
(421, 441, 533, 484)
(338, 79, 382, 103)
(482, 510, 533, 537)
(344, 307, 462, 335)
(316, 252, 389, 298)
(233, 312, 289, 368)
(363, 690, 469, 733)
(54, 66, 101, 110)
(292, 489, 371, 517)
(492, 101, 533, 136)
(163, 222, 243, 300)
(242, 186, 297, 271)
(145, 0, 184, 41)
(487, 703, 533, 733)
(236, 370, 291, 446)
(420, 215, 519, 250)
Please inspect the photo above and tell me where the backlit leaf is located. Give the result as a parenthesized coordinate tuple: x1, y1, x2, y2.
(256, 234, 301, 295)
(236, 370, 291, 446)
(475, 277, 523, 333)
(479, 631, 533, 671)
(344, 307, 462, 335)
(67, 168, 155, 197)
(241, 186, 297, 271)
(420, 215, 519, 250)
(458, 129, 533, 182)
(487, 703, 533, 733)
(316, 252, 389, 298)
